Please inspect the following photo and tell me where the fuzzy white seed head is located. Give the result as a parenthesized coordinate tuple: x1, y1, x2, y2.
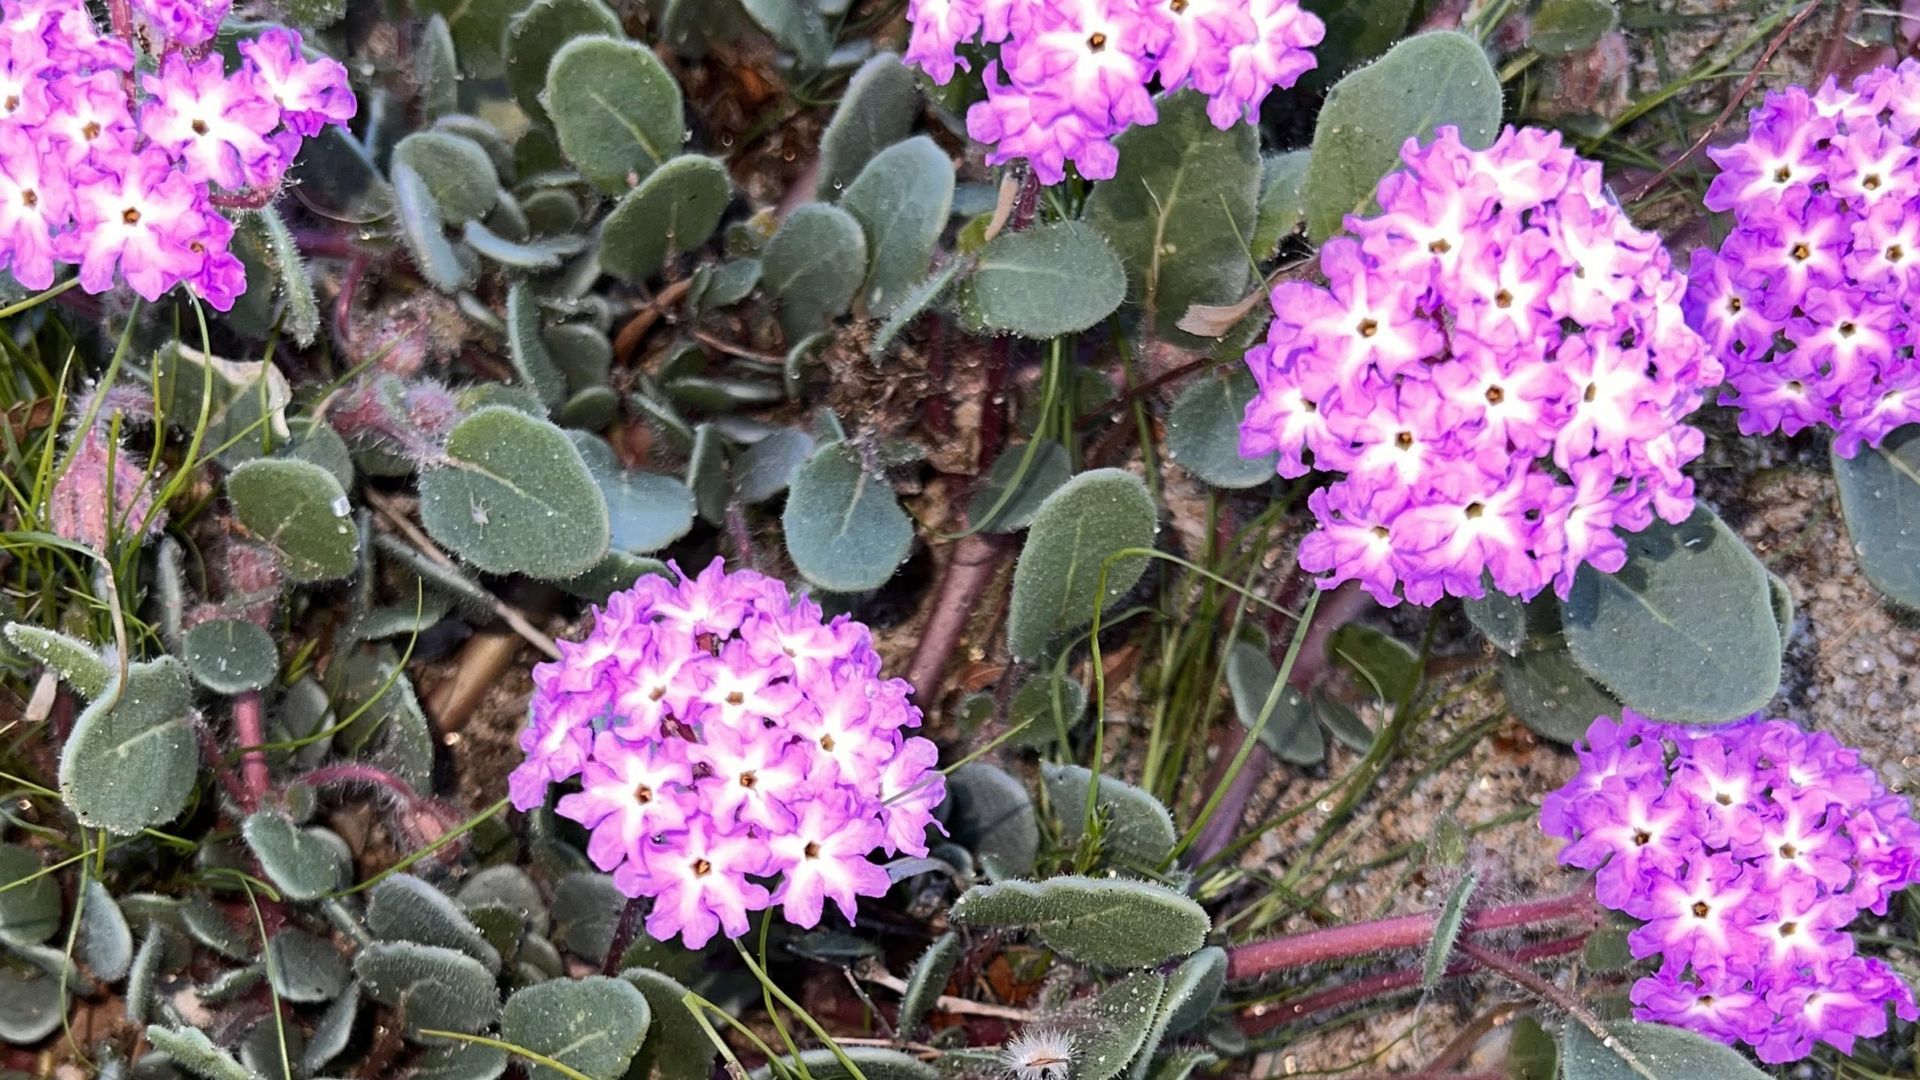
(1001, 1027, 1073, 1080)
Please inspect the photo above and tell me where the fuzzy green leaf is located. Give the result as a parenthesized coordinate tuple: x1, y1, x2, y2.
(268, 928, 349, 1003)
(1042, 763, 1177, 867)
(2, 623, 108, 699)
(0, 966, 62, 1044)
(750, 1049, 937, 1080)
(506, 282, 568, 409)
(763, 203, 867, 340)
(1832, 424, 1920, 608)
(1007, 468, 1156, 661)
(943, 762, 1040, 880)
(1328, 623, 1420, 705)
(503, 0, 623, 125)
(733, 428, 815, 504)
(967, 439, 1071, 532)
(1421, 869, 1479, 990)
(544, 36, 686, 195)
(620, 967, 713, 1080)
(782, 440, 913, 592)
(1530, 0, 1618, 54)
(958, 221, 1126, 340)
(0, 844, 60, 947)
(817, 53, 920, 197)
(1166, 370, 1275, 489)
(1083, 91, 1260, 345)
(392, 162, 476, 293)
(418, 407, 610, 579)
(250, 207, 321, 347)
(392, 132, 499, 225)
(78, 878, 132, 982)
(241, 811, 346, 901)
(183, 618, 279, 694)
(1497, 644, 1620, 745)
(1559, 1019, 1770, 1080)
(355, 941, 501, 1036)
(896, 934, 959, 1037)
(599, 156, 732, 282)
(500, 976, 651, 1080)
(367, 874, 502, 973)
(145, 1025, 255, 1080)
(1252, 150, 1312, 259)
(841, 136, 954, 316)
(59, 658, 199, 835)
(1226, 641, 1324, 765)
(227, 458, 358, 583)
(948, 876, 1209, 968)
(1560, 505, 1781, 724)
(1303, 32, 1503, 241)
(463, 221, 588, 270)
(1079, 971, 1166, 1080)
(417, 15, 458, 118)
(738, 0, 830, 68)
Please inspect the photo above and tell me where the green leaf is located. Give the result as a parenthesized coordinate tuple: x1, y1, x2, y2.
(1303, 32, 1503, 241)
(367, 874, 502, 973)
(504, 0, 623, 126)
(392, 162, 476, 293)
(1166, 370, 1275, 489)
(599, 156, 732, 283)
(417, 15, 458, 118)
(546, 324, 615, 394)
(684, 423, 729, 527)
(249, 207, 321, 347)
(1299, 0, 1416, 92)
(1507, 1014, 1558, 1079)
(0, 966, 62, 1044)
(1041, 763, 1177, 866)
(1006, 468, 1156, 661)
(418, 0, 518, 75)
(1156, 946, 1226, 1038)
(463, 221, 588, 270)
(183, 618, 279, 694)
(242, 811, 346, 901)
(1079, 971, 1166, 1080)
(506, 282, 568, 410)
(1421, 868, 1479, 990)
(304, 981, 360, 1074)
(943, 762, 1039, 880)
(1328, 622, 1420, 704)
(1252, 151, 1312, 260)
(285, 416, 354, 492)
(967, 439, 1072, 532)
(544, 36, 686, 195)
(1559, 505, 1781, 724)
(818, 53, 920, 197)
(958, 221, 1127, 340)
(1005, 671, 1088, 749)
(738, 0, 830, 69)
(500, 976, 651, 1080)
(268, 928, 348, 1003)
(589, 458, 697, 556)
(619, 968, 713, 1080)
(896, 933, 959, 1036)
(145, 1025, 255, 1080)
(227, 458, 358, 583)
(1151, 1051, 1221, 1080)
(0, 843, 60, 947)
(1558, 1019, 1770, 1080)
(355, 941, 501, 1036)
(392, 132, 499, 225)
(763, 203, 867, 340)
(1530, 0, 1618, 54)
(1497, 643, 1620, 744)
(734, 428, 815, 504)
(660, 0, 742, 56)
(1226, 641, 1324, 765)
(59, 658, 199, 835)
(3, 623, 108, 699)
(750, 1049, 937, 1080)
(868, 259, 965, 362)
(1462, 589, 1553, 656)
(1832, 423, 1920, 608)
(841, 136, 954, 316)
(79, 878, 132, 982)
(418, 407, 611, 579)
(948, 875, 1209, 968)
(412, 1040, 509, 1080)
(782, 441, 913, 592)
(1083, 91, 1261, 346)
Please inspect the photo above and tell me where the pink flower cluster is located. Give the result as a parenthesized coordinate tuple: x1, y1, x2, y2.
(904, 0, 1323, 184)
(509, 560, 946, 949)
(1543, 711, 1920, 1063)
(1688, 61, 1920, 457)
(0, 0, 354, 309)
(1239, 127, 1719, 606)
(132, 0, 228, 48)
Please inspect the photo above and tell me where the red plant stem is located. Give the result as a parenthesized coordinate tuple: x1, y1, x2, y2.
(1239, 933, 1591, 1036)
(233, 691, 269, 811)
(210, 188, 278, 211)
(1226, 883, 1599, 982)
(296, 761, 421, 803)
(905, 532, 1006, 707)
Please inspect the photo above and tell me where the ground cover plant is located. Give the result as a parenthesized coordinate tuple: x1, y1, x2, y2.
(3, 0, 1920, 1077)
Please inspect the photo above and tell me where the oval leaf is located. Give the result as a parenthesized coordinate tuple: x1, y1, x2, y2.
(943, 762, 1040, 880)
(620, 967, 713, 1080)
(183, 618, 279, 694)
(959, 221, 1126, 340)
(242, 811, 347, 901)
(818, 53, 919, 197)
(503, 0, 622, 125)
(355, 941, 501, 1035)
(1832, 423, 1920, 608)
(1559, 1019, 1770, 1080)
(418, 407, 611, 579)
(59, 658, 199, 835)
(599, 156, 732, 282)
(1166, 370, 1276, 489)
(392, 131, 499, 225)
(948, 875, 1209, 968)
(367, 874, 502, 973)
(545, 35, 686, 195)
(1559, 505, 1781, 724)
(0, 843, 61, 947)
(501, 975, 651, 1080)
(1041, 763, 1177, 867)
(781, 441, 913, 592)
(763, 203, 867, 340)
(227, 458, 358, 583)
(841, 136, 954, 316)
(1007, 468, 1157, 661)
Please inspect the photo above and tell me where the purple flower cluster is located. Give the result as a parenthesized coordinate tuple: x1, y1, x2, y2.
(1688, 61, 1920, 457)
(1239, 126, 1719, 607)
(0, 0, 353, 309)
(132, 0, 228, 48)
(509, 560, 946, 949)
(1543, 711, 1920, 1063)
(903, 0, 1323, 184)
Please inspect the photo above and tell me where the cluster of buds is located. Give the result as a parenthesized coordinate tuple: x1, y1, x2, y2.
(1239, 126, 1718, 606)
(0, 0, 353, 308)
(1688, 61, 1920, 456)
(1543, 712, 1920, 1062)
(904, 0, 1323, 183)
(510, 561, 946, 948)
